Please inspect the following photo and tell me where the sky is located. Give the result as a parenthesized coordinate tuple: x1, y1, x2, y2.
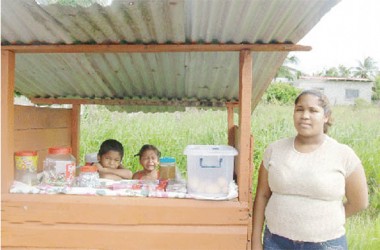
(293, 0, 380, 75)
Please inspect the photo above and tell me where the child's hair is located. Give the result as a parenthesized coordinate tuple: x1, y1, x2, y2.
(98, 139, 124, 159)
(134, 144, 161, 159)
(294, 89, 333, 133)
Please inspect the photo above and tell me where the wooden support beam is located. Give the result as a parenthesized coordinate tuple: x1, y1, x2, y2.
(237, 50, 253, 203)
(2, 43, 311, 54)
(226, 102, 237, 147)
(1, 50, 15, 193)
(71, 104, 81, 164)
(246, 134, 255, 249)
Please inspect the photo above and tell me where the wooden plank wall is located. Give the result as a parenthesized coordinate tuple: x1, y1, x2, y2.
(14, 105, 73, 172)
(2, 194, 250, 249)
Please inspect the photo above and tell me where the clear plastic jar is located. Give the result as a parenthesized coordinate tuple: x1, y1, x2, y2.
(15, 151, 38, 186)
(159, 157, 176, 180)
(43, 147, 76, 186)
(78, 164, 99, 188)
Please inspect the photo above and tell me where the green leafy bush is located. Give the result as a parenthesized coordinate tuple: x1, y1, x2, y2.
(263, 83, 300, 105)
(372, 75, 380, 101)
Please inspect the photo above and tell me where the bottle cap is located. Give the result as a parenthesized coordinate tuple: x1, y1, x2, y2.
(15, 151, 37, 156)
(81, 165, 98, 172)
(48, 147, 72, 155)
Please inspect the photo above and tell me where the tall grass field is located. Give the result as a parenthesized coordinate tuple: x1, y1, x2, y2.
(80, 104, 379, 249)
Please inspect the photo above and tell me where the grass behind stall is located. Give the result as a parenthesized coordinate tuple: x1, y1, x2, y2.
(80, 104, 380, 249)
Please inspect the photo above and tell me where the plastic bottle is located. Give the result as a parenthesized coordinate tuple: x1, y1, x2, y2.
(78, 164, 99, 188)
(159, 157, 176, 180)
(43, 147, 76, 186)
(14, 151, 38, 186)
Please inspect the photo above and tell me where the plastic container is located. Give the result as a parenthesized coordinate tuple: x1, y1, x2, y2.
(184, 145, 238, 197)
(14, 151, 38, 186)
(76, 152, 98, 176)
(78, 164, 99, 188)
(85, 152, 98, 165)
(43, 147, 76, 186)
(159, 157, 176, 180)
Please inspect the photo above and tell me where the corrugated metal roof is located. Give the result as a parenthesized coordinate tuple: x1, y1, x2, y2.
(2, 0, 341, 111)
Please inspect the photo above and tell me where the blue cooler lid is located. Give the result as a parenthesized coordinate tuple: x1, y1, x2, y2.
(160, 157, 176, 163)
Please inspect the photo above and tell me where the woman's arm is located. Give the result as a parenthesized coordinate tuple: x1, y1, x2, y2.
(345, 164, 368, 218)
(251, 162, 272, 250)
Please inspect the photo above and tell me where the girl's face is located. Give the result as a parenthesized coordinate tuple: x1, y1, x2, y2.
(139, 149, 159, 172)
(293, 94, 328, 137)
(98, 150, 122, 169)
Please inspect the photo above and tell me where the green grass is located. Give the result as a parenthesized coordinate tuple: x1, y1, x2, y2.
(80, 104, 380, 249)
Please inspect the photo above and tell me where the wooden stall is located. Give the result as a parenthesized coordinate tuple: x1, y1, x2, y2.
(1, 1, 339, 249)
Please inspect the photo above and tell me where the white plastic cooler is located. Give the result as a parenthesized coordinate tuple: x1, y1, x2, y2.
(184, 145, 238, 197)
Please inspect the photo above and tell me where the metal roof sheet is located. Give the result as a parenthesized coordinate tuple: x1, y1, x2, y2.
(2, 0, 341, 111)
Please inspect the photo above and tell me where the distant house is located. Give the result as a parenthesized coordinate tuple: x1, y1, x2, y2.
(272, 77, 293, 83)
(293, 76, 373, 105)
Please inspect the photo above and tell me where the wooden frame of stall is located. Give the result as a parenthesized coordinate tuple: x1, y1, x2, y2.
(1, 44, 309, 249)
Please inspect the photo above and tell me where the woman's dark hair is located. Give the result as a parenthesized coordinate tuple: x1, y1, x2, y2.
(134, 144, 161, 159)
(98, 139, 124, 159)
(294, 89, 333, 133)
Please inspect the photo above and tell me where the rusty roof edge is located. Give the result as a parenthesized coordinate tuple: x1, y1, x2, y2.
(1, 43, 312, 53)
(30, 97, 238, 107)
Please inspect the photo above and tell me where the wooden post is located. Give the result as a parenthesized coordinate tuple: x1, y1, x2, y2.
(237, 50, 252, 203)
(247, 134, 255, 249)
(1, 50, 15, 193)
(226, 102, 235, 147)
(71, 104, 81, 164)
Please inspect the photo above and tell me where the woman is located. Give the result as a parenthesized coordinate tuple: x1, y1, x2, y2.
(251, 90, 368, 249)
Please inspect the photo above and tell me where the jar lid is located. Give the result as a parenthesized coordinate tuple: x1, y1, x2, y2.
(81, 165, 98, 172)
(160, 157, 176, 163)
(15, 151, 37, 156)
(48, 147, 72, 155)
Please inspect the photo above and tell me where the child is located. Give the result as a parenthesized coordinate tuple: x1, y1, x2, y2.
(132, 144, 161, 181)
(94, 139, 132, 180)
